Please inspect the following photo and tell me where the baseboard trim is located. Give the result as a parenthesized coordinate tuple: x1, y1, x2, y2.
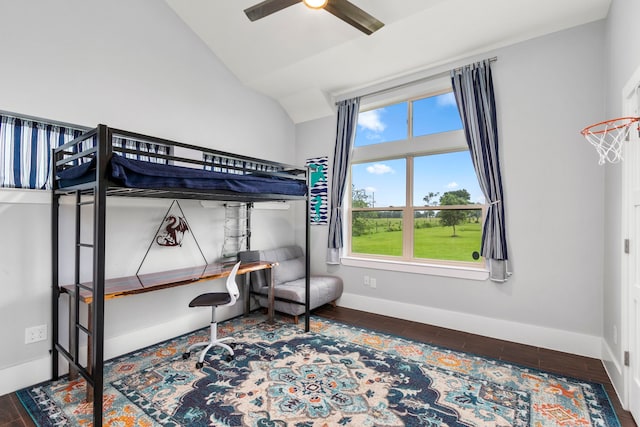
(337, 292, 602, 358)
(0, 357, 50, 397)
(601, 338, 627, 409)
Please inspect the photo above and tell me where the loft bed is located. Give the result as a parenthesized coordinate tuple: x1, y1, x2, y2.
(51, 124, 310, 427)
(54, 126, 307, 201)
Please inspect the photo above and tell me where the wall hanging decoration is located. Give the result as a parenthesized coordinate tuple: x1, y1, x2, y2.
(136, 200, 208, 279)
(306, 156, 328, 225)
(156, 214, 189, 247)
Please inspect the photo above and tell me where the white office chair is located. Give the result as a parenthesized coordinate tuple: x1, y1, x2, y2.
(183, 261, 241, 368)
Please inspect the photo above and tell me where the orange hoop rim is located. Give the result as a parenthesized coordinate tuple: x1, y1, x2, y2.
(581, 116, 640, 136)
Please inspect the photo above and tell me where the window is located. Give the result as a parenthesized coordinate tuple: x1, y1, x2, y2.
(348, 89, 486, 267)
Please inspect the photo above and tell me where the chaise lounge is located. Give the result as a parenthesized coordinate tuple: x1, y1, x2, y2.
(239, 245, 343, 323)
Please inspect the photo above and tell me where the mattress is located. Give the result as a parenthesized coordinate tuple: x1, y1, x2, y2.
(57, 154, 307, 196)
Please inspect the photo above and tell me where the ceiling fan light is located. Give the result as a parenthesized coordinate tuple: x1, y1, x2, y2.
(303, 0, 328, 10)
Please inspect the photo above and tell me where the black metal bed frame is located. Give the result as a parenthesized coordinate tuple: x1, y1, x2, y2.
(51, 124, 310, 427)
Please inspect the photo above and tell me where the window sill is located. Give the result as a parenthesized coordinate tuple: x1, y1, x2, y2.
(341, 256, 490, 281)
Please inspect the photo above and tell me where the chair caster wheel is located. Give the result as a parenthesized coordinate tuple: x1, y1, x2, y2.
(225, 355, 233, 362)
(182, 352, 191, 360)
(195, 361, 204, 369)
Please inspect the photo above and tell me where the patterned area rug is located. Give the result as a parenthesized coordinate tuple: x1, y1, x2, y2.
(17, 315, 620, 426)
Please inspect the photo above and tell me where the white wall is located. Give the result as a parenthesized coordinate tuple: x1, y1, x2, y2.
(0, 1, 295, 162)
(601, 0, 640, 408)
(0, 0, 298, 395)
(296, 21, 607, 358)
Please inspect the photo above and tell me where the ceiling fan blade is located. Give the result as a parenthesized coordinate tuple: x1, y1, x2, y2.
(324, 0, 384, 35)
(244, 0, 301, 21)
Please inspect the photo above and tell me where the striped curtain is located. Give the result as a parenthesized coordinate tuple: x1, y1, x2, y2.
(451, 60, 509, 282)
(0, 116, 84, 189)
(203, 154, 279, 174)
(327, 97, 360, 264)
(0, 115, 170, 190)
(112, 137, 169, 164)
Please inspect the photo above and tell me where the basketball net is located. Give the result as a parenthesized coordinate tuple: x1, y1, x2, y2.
(581, 117, 640, 165)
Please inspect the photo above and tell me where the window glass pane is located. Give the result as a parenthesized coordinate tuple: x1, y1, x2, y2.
(352, 211, 403, 257)
(414, 209, 483, 262)
(352, 159, 406, 207)
(354, 102, 408, 147)
(413, 152, 483, 207)
(413, 92, 463, 137)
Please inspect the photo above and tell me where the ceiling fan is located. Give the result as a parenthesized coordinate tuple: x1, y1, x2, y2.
(244, 0, 384, 35)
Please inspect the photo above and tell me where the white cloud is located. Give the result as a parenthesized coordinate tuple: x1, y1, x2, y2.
(366, 163, 394, 175)
(358, 110, 386, 133)
(437, 92, 457, 107)
(446, 181, 459, 189)
(365, 186, 377, 193)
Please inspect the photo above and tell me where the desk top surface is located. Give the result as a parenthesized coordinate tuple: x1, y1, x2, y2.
(60, 261, 274, 303)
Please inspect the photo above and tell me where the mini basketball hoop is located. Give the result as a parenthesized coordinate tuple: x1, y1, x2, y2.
(581, 117, 640, 165)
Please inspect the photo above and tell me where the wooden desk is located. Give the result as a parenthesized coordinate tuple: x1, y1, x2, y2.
(61, 261, 274, 303)
(59, 261, 276, 400)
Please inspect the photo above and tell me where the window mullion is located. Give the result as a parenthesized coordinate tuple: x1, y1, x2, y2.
(347, 169, 353, 256)
(404, 156, 413, 259)
(404, 96, 413, 260)
(408, 99, 414, 139)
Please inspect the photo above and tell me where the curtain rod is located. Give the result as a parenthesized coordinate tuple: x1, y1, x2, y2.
(337, 56, 498, 104)
(0, 109, 91, 131)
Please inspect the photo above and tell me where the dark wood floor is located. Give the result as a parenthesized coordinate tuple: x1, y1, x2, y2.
(1, 305, 636, 426)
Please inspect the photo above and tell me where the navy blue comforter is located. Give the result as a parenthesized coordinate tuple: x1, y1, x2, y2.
(57, 154, 307, 196)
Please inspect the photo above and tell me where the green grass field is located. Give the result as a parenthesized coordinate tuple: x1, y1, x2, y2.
(351, 218, 482, 262)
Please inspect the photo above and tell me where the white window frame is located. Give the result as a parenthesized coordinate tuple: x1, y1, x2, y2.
(342, 85, 489, 280)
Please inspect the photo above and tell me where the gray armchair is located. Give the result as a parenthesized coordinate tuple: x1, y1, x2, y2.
(238, 245, 343, 323)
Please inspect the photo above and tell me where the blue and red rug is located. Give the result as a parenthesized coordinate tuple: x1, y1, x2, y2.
(17, 315, 620, 426)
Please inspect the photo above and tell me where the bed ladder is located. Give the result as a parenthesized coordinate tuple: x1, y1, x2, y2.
(52, 189, 104, 420)
(52, 124, 109, 427)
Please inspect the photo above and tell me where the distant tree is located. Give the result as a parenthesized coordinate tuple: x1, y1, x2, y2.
(352, 213, 366, 236)
(352, 186, 370, 208)
(423, 191, 440, 205)
(438, 189, 471, 236)
(352, 186, 376, 236)
(467, 209, 482, 223)
(422, 191, 440, 219)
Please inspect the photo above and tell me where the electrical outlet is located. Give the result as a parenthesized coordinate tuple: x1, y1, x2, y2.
(364, 275, 370, 286)
(25, 325, 47, 344)
(370, 278, 377, 289)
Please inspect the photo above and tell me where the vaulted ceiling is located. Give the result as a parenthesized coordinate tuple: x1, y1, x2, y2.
(166, 0, 610, 123)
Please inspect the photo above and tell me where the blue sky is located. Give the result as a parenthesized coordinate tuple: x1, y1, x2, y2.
(352, 93, 484, 207)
